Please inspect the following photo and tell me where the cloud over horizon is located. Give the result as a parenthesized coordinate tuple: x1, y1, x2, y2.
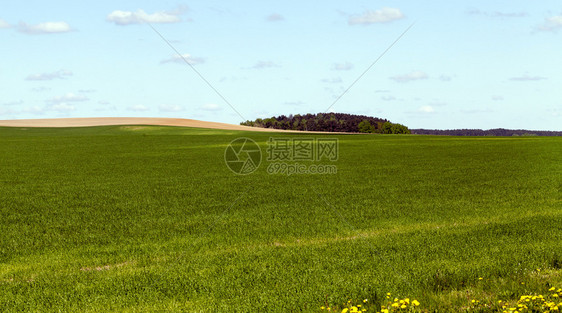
(127, 104, 149, 111)
(200, 103, 222, 111)
(48, 93, 89, 104)
(159, 104, 184, 112)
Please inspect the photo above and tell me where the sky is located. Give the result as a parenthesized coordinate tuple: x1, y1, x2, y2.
(1, 1, 561, 130)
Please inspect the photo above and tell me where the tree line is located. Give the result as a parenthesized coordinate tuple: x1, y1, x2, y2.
(240, 113, 411, 134)
(411, 128, 562, 136)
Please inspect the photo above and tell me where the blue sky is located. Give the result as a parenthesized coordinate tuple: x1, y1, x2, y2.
(1, 1, 561, 130)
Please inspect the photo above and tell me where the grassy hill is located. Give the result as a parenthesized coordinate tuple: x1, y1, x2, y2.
(0, 126, 561, 312)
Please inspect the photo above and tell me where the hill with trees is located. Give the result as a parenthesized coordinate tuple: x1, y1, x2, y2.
(240, 113, 410, 134)
(240, 114, 561, 136)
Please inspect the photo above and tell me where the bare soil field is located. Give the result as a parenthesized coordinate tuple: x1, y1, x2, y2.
(0, 117, 276, 131)
(0, 117, 346, 133)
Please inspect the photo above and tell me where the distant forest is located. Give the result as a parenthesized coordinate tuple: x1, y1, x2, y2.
(240, 113, 561, 136)
(411, 129, 562, 136)
(240, 113, 410, 134)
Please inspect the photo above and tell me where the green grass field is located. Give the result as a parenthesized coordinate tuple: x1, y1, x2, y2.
(0, 126, 561, 312)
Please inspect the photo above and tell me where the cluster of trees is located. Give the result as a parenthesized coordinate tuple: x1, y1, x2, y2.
(240, 113, 411, 134)
(359, 120, 410, 134)
(411, 128, 562, 136)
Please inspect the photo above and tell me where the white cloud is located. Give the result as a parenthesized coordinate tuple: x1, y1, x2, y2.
(381, 96, 396, 101)
(418, 105, 435, 113)
(95, 101, 116, 111)
(106, 8, 185, 26)
(266, 13, 284, 22)
(25, 69, 73, 81)
(127, 104, 149, 111)
(468, 9, 528, 18)
(466, 8, 483, 15)
(159, 104, 184, 112)
(321, 77, 342, 84)
(439, 75, 452, 82)
(491, 95, 504, 101)
(537, 16, 562, 32)
(2, 100, 23, 106)
(509, 74, 547, 81)
(18, 21, 72, 34)
(95, 105, 117, 112)
(0, 18, 10, 29)
(390, 71, 428, 83)
(492, 11, 528, 18)
(200, 103, 222, 111)
(48, 93, 88, 104)
(247, 61, 279, 69)
(349, 8, 404, 25)
(32, 87, 51, 92)
(50, 103, 75, 112)
(332, 62, 354, 71)
(160, 54, 204, 65)
(23, 106, 45, 115)
(0, 107, 17, 115)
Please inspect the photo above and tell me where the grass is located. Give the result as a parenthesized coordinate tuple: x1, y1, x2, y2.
(0, 125, 560, 312)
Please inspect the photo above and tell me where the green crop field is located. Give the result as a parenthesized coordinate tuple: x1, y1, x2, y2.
(0, 126, 561, 312)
